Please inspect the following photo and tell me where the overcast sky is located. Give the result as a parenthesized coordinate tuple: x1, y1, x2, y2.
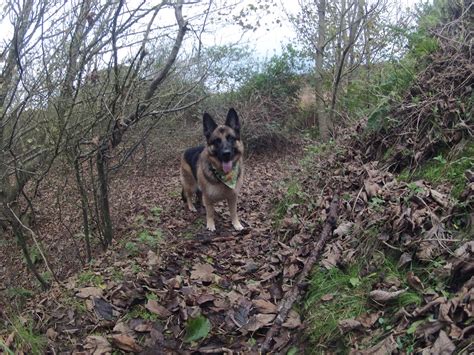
(206, 1, 300, 58)
(200, 0, 420, 58)
(0, 0, 421, 62)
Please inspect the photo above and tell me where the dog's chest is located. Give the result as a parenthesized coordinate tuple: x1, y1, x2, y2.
(200, 178, 242, 202)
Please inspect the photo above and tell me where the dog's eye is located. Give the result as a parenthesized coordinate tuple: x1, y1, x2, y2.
(211, 138, 221, 146)
(226, 135, 234, 142)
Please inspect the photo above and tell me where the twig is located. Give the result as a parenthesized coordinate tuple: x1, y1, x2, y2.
(351, 186, 364, 217)
(198, 347, 233, 354)
(7, 203, 62, 286)
(260, 195, 339, 353)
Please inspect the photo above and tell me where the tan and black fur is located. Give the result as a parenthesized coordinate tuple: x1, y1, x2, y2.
(180, 108, 244, 231)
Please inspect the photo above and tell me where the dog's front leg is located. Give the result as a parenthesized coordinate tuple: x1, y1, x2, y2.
(228, 195, 243, 231)
(203, 196, 216, 231)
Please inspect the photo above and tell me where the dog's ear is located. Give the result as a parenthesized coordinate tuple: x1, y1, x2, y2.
(203, 113, 218, 141)
(225, 108, 240, 138)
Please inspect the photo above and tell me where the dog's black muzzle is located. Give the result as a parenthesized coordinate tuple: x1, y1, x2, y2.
(218, 142, 234, 163)
(221, 150, 232, 162)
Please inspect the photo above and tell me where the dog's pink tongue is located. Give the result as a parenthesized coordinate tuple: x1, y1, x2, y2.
(222, 161, 233, 173)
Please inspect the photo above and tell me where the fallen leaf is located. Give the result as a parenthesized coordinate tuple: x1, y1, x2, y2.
(454, 241, 474, 258)
(414, 320, 444, 338)
(412, 297, 445, 317)
(113, 322, 133, 335)
(351, 335, 397, 355)
(46, 328, 58, 340)
(76, 287, 103, 299)
(430, 189, 449, 207)
(339, 319, 362, 333)
(145, 300, 171, 318)
(449, 324, 462, 339)
(364, 180, 380, 197)
(231, 298, 252, 327)
(129, 319, 153, 333)
(407, 271, 424, 291)
(397, 252, 412, 268)
(369, 289, 406, 303)
(283, 263, 300, 278)
(84, 335, 112, 355)
(430, 330, 455, 354)
(166, 275, 182, 289)
(321, 294, 334, 301)
(111, 334, 143, 353)
(191, 263, 215, 283)
(334, 222, 353, 237)
(184, 315, 211, 343)
(147, 250, 160, 267)
(252, 299, 277, 314)
(321, 243, 342, 269)
(197, 293, 215, 305)
(244, 313, 276, 332)
(357, 312, 380, 328)
(94, 297, 114, 320)
(282, 310, 301, 329)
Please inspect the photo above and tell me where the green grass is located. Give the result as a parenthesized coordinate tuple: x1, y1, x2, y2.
(62, 293, 88, 314)
(9, 317, 47, 355)
(137, 229, 162, 248)
(124, 241, 139, 256)
(0, 340, 14, 355)
(5, 287, 34, 311)
(131, 261, 144, 275)
(169, 189, 181, 198)
(399, 142, 474, 199)
(150, 206, 163, 219)
(6, 287, 34, 299)
(182, 217, 205, 239)
(274, 180, 306, 223)
(305, 255, 427, 352)
(125, 305, 158, 321)
(110, 268, 124, 282)
(77, 270, 104, 287)
(24, 247, 42, 265)
(305, 265, 374, 351)
(300, 142, 333, 168)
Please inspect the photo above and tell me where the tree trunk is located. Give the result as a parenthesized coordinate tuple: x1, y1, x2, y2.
(329, 0, 365, 126)
(74, 158, 92, 261)
(96, 148, 113, 247)
(93, 1, 188, 247)
(315, 0, 329, 140)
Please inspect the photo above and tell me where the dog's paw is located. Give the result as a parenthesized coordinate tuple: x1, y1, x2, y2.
(206, 223, 216, 232)
(233, 221, 244, 231)
(188, 205, 197, 212)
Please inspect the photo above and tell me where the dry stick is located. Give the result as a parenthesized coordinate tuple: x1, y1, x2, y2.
(260, 195, 340, 353)
(7, 204, 62, 285)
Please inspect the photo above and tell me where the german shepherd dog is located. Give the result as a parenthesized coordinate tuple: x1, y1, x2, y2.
(180, 108, 244, 231)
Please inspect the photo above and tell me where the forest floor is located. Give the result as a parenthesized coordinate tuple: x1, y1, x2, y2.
(3, 143, 327, 353)
(2, 122, 471, 354)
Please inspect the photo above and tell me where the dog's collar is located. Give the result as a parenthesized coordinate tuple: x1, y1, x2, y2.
(210, 162, 240, 189)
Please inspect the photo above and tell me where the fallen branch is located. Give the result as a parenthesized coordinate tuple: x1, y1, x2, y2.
(260, 195, 339, 353)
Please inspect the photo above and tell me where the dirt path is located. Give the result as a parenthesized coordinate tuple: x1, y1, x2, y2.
(19, 149, 328, 353)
